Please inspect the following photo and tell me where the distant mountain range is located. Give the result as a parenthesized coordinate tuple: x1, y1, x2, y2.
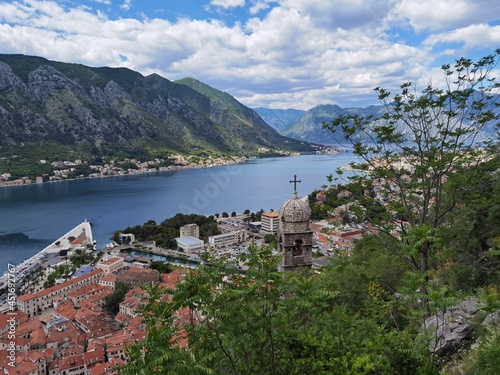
(256, 97, 499, 145)
(0, 54, 318, 162)
(255, 104, 385, 144)
(253, 108, 306, 132)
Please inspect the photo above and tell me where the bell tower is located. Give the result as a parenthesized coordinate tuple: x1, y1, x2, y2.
(277, 175, 313, 272)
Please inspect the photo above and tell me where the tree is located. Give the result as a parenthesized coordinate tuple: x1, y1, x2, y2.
(149, 260, 172, 274)
(323, 51, 500, 318)
(263, 233, 276, 245)
(121, 244, 434, 375)
(104, 282, 130, 314)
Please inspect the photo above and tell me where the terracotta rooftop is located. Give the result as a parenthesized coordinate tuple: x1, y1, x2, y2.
(83, 347, 106, 366)
(99, 257, 123, 266)
(68, 283, 107, 298)
(88, 358, 124, 375)
(100, 274, 117, 282)
(0, 310, 27, 329)
(18, 269, 103, 302)
(58, 354, 85, 371)
(55, 300, 79, 320)
(8, 360, 38, 374)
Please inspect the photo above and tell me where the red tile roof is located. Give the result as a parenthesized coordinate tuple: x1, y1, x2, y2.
(18, 269, 103, 302)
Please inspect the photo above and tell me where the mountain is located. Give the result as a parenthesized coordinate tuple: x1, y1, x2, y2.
(279, 93, 500, 145)
(173, 78, 309, 153)
(252, 108, 305, 132)
(281, 104, 384, 144)
(0, 54, 316, 161)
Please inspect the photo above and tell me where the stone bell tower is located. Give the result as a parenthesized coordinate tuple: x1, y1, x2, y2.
(277, 175, 313, 272)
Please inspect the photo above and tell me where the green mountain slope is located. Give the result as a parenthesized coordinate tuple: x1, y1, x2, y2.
(174, 78, 313, 152)
(0, 54, 316, 162)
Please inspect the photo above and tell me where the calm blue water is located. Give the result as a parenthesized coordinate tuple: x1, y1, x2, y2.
(0, 153, 355, 274)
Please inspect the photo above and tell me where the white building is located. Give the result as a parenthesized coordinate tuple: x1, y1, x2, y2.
(17, 269, 103, 318)
(208, 230, 247, 248)
(119, 233, 135, 244)
(180, 224, 200, 238)
(175, 236, 205, 254)
(261, 211, 279, 234)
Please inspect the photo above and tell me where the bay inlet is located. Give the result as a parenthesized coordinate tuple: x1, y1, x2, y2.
(0, 153, 356, 274)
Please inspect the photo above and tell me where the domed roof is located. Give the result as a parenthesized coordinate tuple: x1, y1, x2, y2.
(279, 192, 311, 223)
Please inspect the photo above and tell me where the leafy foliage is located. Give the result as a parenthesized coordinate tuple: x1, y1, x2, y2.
(149, 260, 173, 274)
(104, 282, 130, 314)
(322, 51, 500, 317)
(121, 244, 437, 374)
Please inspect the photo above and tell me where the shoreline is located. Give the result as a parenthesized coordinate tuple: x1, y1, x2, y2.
(0, 155, 250, 189)
(0, 147, 342, 190)
(0, 221, 93, 291)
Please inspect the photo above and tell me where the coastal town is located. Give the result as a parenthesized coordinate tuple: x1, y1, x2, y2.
(0, 188, 379, 374)
(0, 149, 433, 374)
(0, 154, 250, 188)
(0, 146, 340, 188)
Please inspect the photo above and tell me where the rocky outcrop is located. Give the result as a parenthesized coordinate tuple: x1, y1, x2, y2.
(0, 61, 27, 93)
(28, 65, 86, 101)
(424, 298, 482, 356)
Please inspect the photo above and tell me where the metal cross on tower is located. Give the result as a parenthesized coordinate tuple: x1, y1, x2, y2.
(289, 174, 301, 192)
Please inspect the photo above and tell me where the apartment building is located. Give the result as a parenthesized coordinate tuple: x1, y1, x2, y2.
(261, 211, 279, 234)
(95, 257, 125, 275)
(208, 230, 247, 248)
(179, 224, 200, 238)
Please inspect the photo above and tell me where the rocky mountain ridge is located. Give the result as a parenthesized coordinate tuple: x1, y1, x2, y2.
(0, 54, 316, 160)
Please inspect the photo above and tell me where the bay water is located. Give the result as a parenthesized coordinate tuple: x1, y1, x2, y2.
(0, 153, 355, 274)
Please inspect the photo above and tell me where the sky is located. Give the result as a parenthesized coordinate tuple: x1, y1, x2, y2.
(0, 0, 499, 110)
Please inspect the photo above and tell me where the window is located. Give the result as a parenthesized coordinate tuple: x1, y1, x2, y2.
(293, 239, 303, 256)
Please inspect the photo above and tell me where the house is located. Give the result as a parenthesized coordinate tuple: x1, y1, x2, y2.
(95, 258, 125, 275)
(116, 268, 160, 288)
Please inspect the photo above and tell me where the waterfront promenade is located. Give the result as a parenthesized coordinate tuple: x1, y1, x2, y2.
(0, 220, 93, 290)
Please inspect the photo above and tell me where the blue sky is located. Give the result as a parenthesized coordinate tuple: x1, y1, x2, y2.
(0, 0, 499, 109)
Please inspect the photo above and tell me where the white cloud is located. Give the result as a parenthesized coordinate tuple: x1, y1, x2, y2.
(120, 0, 132, 11)
(424, 24, 500, 51)
(249, 0, 275, 15)
(394, 0, 500, 32)
(281, 0, 398, 30)
(209, 0, 245, 9)
(0, 0, 496, 110)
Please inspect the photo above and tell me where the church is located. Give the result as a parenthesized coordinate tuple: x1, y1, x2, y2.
(277, 175, 313, 272)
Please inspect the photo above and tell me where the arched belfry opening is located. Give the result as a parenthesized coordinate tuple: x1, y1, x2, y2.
(277, 175, 313, 272)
